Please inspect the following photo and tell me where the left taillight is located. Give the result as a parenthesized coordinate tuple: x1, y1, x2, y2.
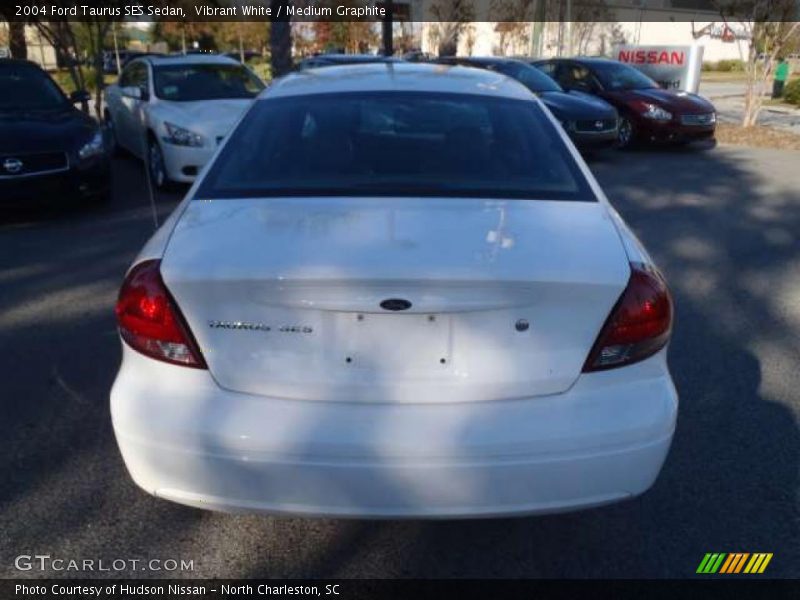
(582, 262, 673, 372)
(115, 259, 207, 368)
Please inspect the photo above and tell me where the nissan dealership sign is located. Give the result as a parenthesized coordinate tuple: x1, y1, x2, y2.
(614, 45, 704, 93)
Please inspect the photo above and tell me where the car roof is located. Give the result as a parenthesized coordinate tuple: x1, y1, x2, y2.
(441, 56, 522, 66)
(310, 54, 392, 61)
(298, 55, 401, 68)
(138, 54, 240, 67)
(535, 57, 619, 66)
(264, 62, 534, 100)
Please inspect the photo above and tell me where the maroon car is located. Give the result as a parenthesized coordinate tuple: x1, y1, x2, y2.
(533, 57, 716, 148)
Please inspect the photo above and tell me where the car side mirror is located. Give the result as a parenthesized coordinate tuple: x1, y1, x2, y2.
(70, 89, 91, 104)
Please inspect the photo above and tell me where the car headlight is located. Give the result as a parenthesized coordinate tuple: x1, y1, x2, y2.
(640, 103, 673, 122)
(78, 130, 105, 160)
(163, 122, 204, 147)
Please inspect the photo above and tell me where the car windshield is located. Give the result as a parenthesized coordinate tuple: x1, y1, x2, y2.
(592, 62, 658, 91)
(508, 64, 563, 93)
(196, 92, 595, 202)
(153, 63, 264, 101)
(0, 64, 68, 111)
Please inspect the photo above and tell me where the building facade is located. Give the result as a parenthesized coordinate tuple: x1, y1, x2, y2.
(417, 1, 752, 63)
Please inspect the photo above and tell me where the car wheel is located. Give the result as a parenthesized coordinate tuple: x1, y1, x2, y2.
(617, 117, 635, 149)
(147, 137, 170, 190)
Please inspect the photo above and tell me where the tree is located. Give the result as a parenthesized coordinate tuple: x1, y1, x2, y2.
(72, 19, 118, 117)
(428, 0, 475, 56)
(393, 21, 419, 54)
(7, 21, 28, 59)
(491, 0, 534, 56)
(270, 0, 293, 78)
(153, 21, 218, 53)
(291, 22, 317, 58)
(28, 1, 130, 116)
(571, 1, 617, 56)
(151, 0, 221, 52)
(0, 6, 24, 58)
(311, 21, 378, 54)
(214, 22, 270, 57)
(715, 0, 800, 127)
(30, 17, 85, 92)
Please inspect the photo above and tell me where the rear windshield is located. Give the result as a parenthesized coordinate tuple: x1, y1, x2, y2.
(196, 92, 595, 202)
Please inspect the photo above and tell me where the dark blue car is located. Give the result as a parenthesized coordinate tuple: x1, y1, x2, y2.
(433, 56, 619, 151)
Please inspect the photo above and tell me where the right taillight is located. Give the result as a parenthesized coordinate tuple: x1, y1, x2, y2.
(115, 259, 207, 369)
(583, 263, 673, 372)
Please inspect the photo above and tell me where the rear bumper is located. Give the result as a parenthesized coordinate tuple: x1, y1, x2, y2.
(111, 346, 678, 518)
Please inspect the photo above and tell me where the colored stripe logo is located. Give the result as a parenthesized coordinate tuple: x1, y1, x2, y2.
(697, 553, 773, 574)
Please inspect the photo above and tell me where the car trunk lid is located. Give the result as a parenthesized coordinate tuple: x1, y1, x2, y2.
(161, 197, 630, 403)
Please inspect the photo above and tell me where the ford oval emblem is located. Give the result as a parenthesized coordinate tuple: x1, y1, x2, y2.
(380, 298, 412, 311)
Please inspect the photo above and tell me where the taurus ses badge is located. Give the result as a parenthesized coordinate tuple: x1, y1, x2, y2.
(380, 298, 412, 311)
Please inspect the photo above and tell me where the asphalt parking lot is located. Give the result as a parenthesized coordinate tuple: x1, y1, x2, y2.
(1, 145, 799, 578)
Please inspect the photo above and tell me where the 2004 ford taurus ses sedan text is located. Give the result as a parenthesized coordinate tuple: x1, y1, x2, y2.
(111, 63, 678, 518)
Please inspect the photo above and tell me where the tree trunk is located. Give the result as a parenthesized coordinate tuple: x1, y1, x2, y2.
(382, 0, 394, 57)
(9, 21, 27, 59)
(437, 23, 460, 57)
(93, 50, 104, 118)
(741, 33, 763, 128)
(270, 1, 292, 79)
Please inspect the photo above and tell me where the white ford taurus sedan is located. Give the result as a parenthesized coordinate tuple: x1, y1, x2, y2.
(111, 63, 677, 518)
(104, 54, 264, 188)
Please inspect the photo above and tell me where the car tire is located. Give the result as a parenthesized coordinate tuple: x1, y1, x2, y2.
(147, 136, 172, 191)
(617, 116, 636, 149)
